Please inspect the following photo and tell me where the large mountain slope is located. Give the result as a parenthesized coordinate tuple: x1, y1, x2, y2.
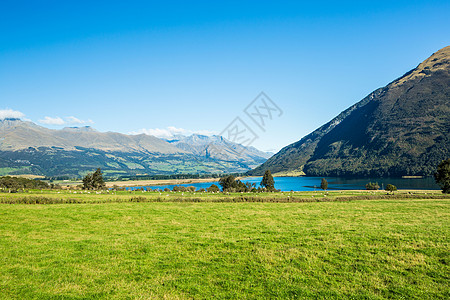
(249, 46, 450, 177)
(0, 119, 270, 177)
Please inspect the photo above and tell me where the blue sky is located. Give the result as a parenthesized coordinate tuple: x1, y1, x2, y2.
(1, 0, 449, 152)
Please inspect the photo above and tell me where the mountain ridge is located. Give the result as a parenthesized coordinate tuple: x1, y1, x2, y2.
(166, 134, 271, 168)
(0, 118, 182, 154)
(0, 119, 270, 177)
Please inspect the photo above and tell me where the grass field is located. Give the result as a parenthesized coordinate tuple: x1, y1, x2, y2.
(0, 190, 449, 299)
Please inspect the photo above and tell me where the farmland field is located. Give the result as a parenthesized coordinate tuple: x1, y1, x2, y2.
(0, 190, 449, 299)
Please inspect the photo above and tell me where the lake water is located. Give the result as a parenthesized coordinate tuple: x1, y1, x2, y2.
(127, 176, 440, 192)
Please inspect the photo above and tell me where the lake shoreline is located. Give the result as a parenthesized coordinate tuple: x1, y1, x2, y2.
(120, 176, 440, 192)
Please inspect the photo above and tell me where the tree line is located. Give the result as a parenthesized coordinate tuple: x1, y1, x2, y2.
(0, 176, 50, 192)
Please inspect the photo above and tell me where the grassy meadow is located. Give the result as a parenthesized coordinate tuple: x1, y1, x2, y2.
(0, 190, 449, 299)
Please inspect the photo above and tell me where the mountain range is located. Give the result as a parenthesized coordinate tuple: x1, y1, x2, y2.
(2, 46, 448, 179)
(166, 134, 271, 164)
(0, 119, 271, 177)
(249, 46, 450, 177)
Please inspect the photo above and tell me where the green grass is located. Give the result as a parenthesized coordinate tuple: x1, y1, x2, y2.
(0, 189, 446, 204)
(0, 191, 448, 299)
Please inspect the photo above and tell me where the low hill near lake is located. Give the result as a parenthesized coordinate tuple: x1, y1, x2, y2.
(249, 46, 450, 177)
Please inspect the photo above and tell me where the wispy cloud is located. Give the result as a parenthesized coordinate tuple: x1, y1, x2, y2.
(0, 109, 25, 120)
(39, 116, 65, 125)
(130, 126, 216, 138)
(39, 116, 94, 126)
(66, 116, 94, 125)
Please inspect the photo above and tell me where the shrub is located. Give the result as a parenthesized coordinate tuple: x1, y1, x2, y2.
(172, 186, 188, 192)
(385, 184, 397, 193)
(207, 184, 220, 193)
(366, 182, 380, 190)
(0, 176, 49, 190)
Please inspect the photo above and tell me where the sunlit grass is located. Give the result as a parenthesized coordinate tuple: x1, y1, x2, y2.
(0, 192, 448, 298)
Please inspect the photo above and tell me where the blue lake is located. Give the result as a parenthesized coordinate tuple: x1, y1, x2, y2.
(127, 176, 440, 192)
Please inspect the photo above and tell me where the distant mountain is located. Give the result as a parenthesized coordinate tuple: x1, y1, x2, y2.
(249, 46, 450, 177)
(0, 119, 270, 177)
(0, 118, 181, 153)
(166, 134, 272, 169)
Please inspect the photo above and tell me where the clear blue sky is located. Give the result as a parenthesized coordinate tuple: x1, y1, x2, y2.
(1, 0, 449, 152)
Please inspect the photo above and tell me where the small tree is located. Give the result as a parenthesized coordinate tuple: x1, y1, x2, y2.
(82, 173, 94, 190)
(219, 175, 236, 192)
(261, 170, 275, 191)
(91, 168, 105, 190)
(320, 178, 328, 191)
(434, 159, 450, 194)
(82, 168, 105, 190)
(385, 184, 397, 193)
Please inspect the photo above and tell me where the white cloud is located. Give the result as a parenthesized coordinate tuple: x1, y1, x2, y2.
(39, 116, 66, 125)
(38, 116, 94, 126)
(66, 116, 94, 125)
(66, 116, 83, 124)
(0, 109, 25, 120)
(130, 126, 216, 138)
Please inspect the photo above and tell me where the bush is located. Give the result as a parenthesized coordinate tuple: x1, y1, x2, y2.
(207, 184, 220, 193)
(385, 184, 397, 193)
(0, 176, 49, 190)
(219, 175, 256, 192)
(366, 182, 380, 190)
(172, 186, 187, 192)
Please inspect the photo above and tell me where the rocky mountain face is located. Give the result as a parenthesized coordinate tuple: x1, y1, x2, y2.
(0, 119, 270, 177)
(249, 46, 450, 177)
